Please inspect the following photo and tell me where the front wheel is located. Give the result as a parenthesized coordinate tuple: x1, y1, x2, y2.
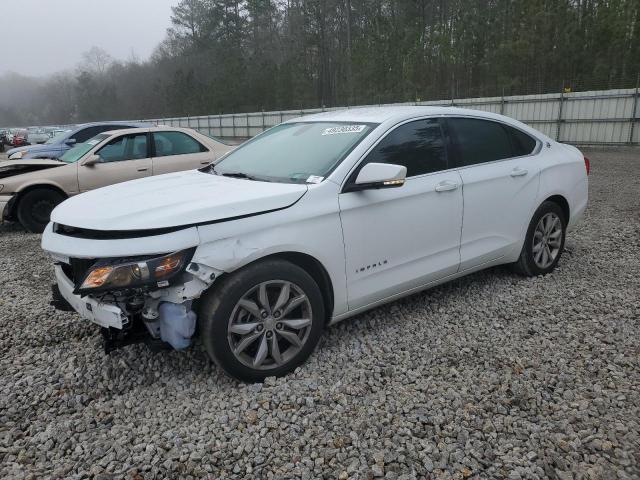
(199, 259, 325, 382)
(16, 188, 66, 233)
(513, 201, 566, 276)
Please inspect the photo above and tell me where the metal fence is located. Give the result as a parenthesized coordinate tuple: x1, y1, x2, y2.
(147, 88, 640, 146)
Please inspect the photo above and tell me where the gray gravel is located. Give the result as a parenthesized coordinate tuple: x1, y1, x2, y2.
(1, 149, 639, 479)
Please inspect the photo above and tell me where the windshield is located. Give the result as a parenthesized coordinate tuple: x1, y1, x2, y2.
(45, 129, 72, 145)
(59, 134, 109, 163)
(213, 121, 376, 183)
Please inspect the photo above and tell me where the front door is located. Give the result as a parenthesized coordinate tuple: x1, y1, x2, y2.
(78, 132, 152, 192)
(339, 118, 463, 310)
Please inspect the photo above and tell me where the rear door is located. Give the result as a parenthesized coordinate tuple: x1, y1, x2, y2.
(446, 117, 541, 270)
(151, 130, 213, 175)
(78, 132, 152, 192)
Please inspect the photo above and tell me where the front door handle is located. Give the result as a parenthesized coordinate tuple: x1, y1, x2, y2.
(137, 167, 148, 172)
(510, 167, 528, 177)
(435, 180, 459, 192)
(200, 161, 210, 165)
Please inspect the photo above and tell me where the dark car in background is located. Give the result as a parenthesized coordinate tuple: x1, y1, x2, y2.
(6, 122, 152, 160)
(0, 129, 8, 150)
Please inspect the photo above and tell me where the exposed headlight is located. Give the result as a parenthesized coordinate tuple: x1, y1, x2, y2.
(76, 249, 195, 294)
(9, 151, 24, 160)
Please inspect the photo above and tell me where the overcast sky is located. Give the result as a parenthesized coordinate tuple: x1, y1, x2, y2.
(0, 0, 180, 77)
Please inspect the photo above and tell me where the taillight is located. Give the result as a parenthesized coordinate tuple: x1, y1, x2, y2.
(584, 156, 590, 176)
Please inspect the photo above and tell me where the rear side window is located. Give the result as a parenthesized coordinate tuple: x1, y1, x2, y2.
(449, 118, 539, 166)
(361, 119, 447, 177)
(97, 134, 148, 162)
(504, 125, 537, 156)
(449, 118, 513, 166)
(152, 131, 207, 157)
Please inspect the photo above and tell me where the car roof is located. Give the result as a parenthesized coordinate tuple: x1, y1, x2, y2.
(286, 105, 518, 125)
(91, 126, 195, 137)
(285, 105, 549, 140)
(72, 121, 152, 130)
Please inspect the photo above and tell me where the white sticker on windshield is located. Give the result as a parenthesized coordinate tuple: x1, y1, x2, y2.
(306, 175, 324, 184)
(322, 125, 366, 136)
(87, 139, 99, 145)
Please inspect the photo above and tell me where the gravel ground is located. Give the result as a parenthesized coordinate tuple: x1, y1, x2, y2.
(1, 149, 639, 480)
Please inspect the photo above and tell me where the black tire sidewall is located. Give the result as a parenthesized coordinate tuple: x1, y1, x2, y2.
(522, 201, 567, 275)
(17, 189, 65, 233)
(199, 260, 325, 382)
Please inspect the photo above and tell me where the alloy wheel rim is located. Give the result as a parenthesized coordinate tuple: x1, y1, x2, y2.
(227, 280, 313, 370)
(532, 212, 562, 269)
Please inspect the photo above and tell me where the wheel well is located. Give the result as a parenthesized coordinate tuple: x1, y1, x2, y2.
(8, 185, 68, 219)
(544, 195, 570, 223)
(224, 252, 334, 322)
(271, 252, 334, 322)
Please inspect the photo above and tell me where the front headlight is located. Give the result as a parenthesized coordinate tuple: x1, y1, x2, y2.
(9, 151, 24, 160)
(76, 249, 195, 294)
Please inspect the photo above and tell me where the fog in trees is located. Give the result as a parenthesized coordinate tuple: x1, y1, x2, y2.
(1, 0, 638, 126)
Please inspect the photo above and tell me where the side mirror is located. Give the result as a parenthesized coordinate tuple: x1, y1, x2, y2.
(82, 154, 101, 166)
(345, 163, 407, 192)
(65, 138, 76, 146)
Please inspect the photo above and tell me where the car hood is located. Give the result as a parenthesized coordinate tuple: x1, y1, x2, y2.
(0, 158, 66, 179)
(7, 143, 61, 156)
(51, 170, 308, 231)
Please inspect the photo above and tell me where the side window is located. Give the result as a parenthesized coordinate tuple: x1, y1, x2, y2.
(503, 124, 537, 157)
(97, 134, 148, 162)
(360, 119, 447, 177)
(448, 118, 513, 166)
(152, 131, 207, 157)
(74, 126, 103, 143)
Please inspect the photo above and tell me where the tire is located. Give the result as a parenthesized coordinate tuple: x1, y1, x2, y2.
(199, 259, 326, 382)
(513, 201, 567, 276)
(16, 188, 66, 233)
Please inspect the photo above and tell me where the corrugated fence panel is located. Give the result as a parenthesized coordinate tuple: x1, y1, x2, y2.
(145, 88, 640, 145)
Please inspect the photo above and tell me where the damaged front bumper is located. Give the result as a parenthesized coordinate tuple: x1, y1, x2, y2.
(51, 259, 220, 352)
(55, 264, 127, 329)
(0, 194, 14, 222)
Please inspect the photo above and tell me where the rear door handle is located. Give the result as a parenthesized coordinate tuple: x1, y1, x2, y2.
(435, 180, 459, 192)
(137, 167, 148, 172)
(510, 167, 528, 177)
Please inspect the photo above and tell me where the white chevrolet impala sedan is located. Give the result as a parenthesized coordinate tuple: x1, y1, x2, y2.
(42, 107, 589, 381)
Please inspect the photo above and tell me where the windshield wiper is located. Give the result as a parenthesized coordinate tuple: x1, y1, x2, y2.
(220, 172, 253, 179)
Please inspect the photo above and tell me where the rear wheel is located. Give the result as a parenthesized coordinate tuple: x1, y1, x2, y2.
(199, 259, 325, 382)
(16, 188, 65, 233)
(513, 201, 566, 276)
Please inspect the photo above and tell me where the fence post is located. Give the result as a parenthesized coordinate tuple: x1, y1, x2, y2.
(556, 89, 564, 141)
(262, 111, 266, 133)
(629, 80, 639, 145)
(246, 113, 250, 138)
(232, 115, 236, 138)
(218, 116, 222, 137)
(500, 88, 505, 115)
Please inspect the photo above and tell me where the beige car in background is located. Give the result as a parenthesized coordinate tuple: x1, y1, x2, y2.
(0, 127, 234, 232)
